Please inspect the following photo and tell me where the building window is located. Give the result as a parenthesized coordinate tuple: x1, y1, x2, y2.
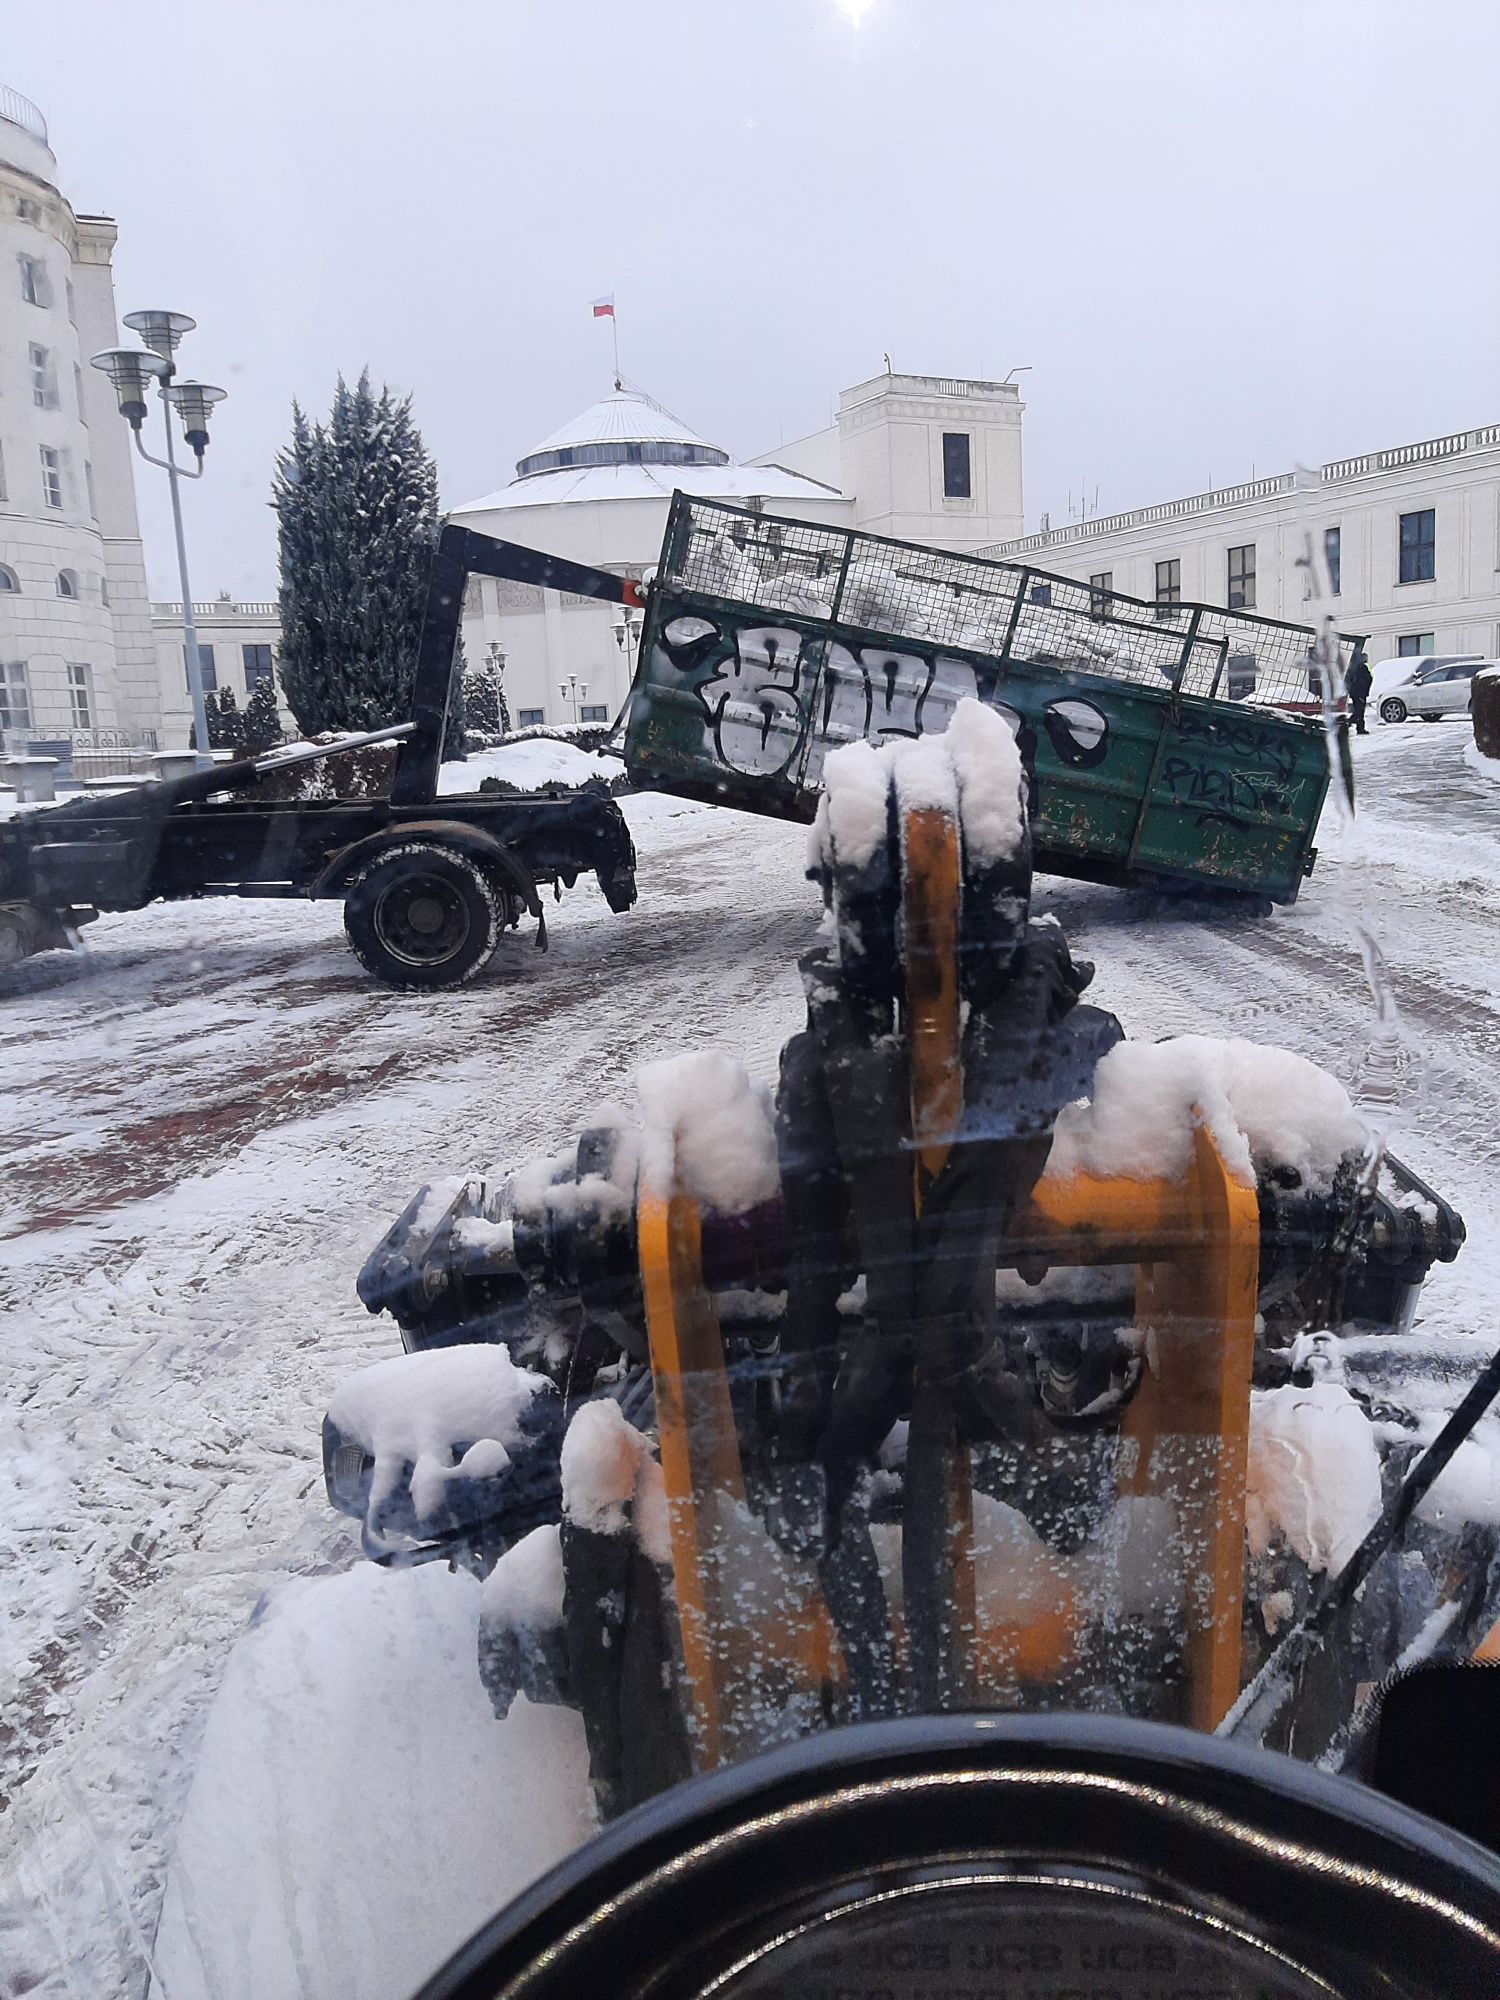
(84, 460, 97, 517)
(56, 568, 77, 599)
(1397, 633, 1435, 657)
(580, 704, 609, 723)
(74, 362, 84, 414)
(66, 277, 75, 322)
(29, 342, 54, 409)
(1227, 544, 1256, 611)
(941, 432, 972, 500)
(67, 662, 94, 729)
(39, 446, 63, 509)
(17, 196, 42, 224)
(242, 643, 275, 690)
(19, 255, 47, 306)
(1088, 570, 1113, 619)
(1154, 558, 1182, 610)
(518, 707, 545, 727)
(99, 575, 109, 606)
(0, 442, 6, 502)
(1, 661, 32, 732)
(1398, 508, 1436, 583)
(184, 642, 217, 691)
(1324, 526, 1341, 597)
(0, 565, 17, 593)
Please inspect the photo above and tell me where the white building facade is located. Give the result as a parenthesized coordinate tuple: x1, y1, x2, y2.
(0, 85, 159, 774)
(150, 596, 286, 743)
(984, 423, 1500, 668)
(750, 370, 1024, 552)
(452, 371, 1025, 729)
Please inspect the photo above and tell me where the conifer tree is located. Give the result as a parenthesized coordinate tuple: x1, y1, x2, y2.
(272, 372, 459, 739)
(463, 651, 511, 739)
(243, 676, 283, 753)
(196, 685, 244, 751)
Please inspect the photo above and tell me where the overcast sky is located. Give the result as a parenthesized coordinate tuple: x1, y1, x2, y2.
(8, 0, 1499, 597)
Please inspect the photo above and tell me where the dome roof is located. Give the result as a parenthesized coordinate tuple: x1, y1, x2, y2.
(453, 459, 846, 516)
(450, 380, 848, 518)
(514, 386, 730, 481)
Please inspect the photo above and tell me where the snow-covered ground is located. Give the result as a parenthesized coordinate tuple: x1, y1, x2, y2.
(2, 721, 1498, 1994)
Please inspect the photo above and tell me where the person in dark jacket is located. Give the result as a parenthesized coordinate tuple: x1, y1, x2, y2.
(1347, 652, 1373, 734)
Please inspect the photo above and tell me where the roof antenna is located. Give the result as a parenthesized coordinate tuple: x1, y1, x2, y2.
(883, 351, 892, 374)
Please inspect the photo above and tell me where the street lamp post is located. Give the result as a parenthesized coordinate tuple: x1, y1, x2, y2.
(559, 674, 588, 726)
(91, 311, 226, 770)
(612, 603, 643, 691)
(485, 641, 509, 737)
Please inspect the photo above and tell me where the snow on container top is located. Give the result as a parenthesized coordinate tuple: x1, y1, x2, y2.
(657, 494, 1365, 710)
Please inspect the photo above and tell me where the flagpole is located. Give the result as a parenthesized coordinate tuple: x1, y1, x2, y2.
(612, 306, 621, 390)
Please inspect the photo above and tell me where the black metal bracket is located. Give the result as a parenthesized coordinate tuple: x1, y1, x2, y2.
(392, 523, 645, 807)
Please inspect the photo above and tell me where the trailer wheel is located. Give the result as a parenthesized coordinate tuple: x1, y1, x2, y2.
(342, 841, 502, 990)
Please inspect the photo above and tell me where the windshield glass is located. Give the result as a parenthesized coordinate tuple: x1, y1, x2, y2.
(4, 9, 1500, 2000)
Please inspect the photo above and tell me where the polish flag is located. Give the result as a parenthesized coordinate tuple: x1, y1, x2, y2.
(591, 296, 615, 319)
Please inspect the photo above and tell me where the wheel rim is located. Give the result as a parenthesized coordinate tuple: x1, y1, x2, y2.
(1381, 701, 1405, 722)
(373, 875, 471, 968)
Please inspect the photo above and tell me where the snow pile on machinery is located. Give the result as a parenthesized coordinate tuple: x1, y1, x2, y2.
(326, 697, 1486, 1822)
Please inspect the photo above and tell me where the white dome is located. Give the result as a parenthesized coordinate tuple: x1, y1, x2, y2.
(516, 382, 728, 464)
(451, 381, 846, 516)
(513, 386, 729, 481)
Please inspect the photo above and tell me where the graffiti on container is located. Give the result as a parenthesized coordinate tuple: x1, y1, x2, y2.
(661, 616, 984, 781)
(1159, 756, 1292, 822)
(1160, 709, 1300, 826)
(1042, 698, 1110, 771)
(654, 614, 1115, 802)
(1171, 710, 1300, 785)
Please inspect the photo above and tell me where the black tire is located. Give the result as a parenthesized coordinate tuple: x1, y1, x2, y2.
(1420, 710, 1444, 722)
(1379, 697, 1408, 723)
(342, 841, 502, 991)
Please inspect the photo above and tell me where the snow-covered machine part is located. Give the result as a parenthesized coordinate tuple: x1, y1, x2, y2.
(330, 701, 1488, 1824)
(322, 1344, 563, 1558)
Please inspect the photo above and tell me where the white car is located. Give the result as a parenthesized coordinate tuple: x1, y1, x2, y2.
(1375, 655, 1496, 723)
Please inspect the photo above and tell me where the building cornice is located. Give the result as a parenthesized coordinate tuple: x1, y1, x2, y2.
(151, 601, 279, 621)
(0, 157, 77, 256)
(989, 422, 1500, 558)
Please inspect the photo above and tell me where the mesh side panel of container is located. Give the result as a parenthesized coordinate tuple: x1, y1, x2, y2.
(662, 497, 1359, 709)
(830, 535, 1023, 653)
(1008, 575, 1194, 689)
(1181, 610, 1344, 706)
(670, 510, 851, 619)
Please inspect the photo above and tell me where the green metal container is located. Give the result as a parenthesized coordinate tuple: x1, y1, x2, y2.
(624, 494, 1361, 905)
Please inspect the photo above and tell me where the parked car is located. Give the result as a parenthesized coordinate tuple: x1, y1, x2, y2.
(1375, 655, 1493, 723)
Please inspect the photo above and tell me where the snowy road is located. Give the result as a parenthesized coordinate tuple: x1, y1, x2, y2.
(2, 723, 1498, 1992)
